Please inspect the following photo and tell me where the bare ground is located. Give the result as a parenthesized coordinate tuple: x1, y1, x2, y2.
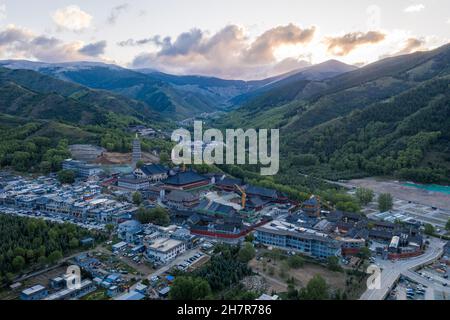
(346, 178, 450, 211)
(249, 258, 346, 294)
(94, 152, 159, 165)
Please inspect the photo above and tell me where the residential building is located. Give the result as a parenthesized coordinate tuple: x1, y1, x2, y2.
(146, 238, 186, 263)
(62, 159, 102, 179)
(20, 285, 49, 300)
(118, 220, 143, 243)
(45, 280, 96, 300)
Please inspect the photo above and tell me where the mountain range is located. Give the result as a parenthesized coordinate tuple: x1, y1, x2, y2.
(0, 59, 356, 120)
(1, 43, 449, 183)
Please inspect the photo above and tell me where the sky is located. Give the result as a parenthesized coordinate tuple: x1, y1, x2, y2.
(0, 0, 449, 79)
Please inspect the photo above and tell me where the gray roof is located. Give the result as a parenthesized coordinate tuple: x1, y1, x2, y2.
(141, 164, 168, 176)
(165, 171, 208, 186)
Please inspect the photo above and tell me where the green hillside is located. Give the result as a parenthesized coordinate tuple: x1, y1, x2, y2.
(218, 43, 450, 184)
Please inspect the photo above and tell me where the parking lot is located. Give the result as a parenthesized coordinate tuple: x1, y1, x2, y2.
(389, 279, 428, 300)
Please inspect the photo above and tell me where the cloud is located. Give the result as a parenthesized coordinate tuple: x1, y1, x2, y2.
(0, 4, 6, 20)
(79, 40, 107, 57)
(118, 36, 168, 47)
(244, 24, 316, 64)
(52, 5, 93, 32)
(129, 24, 316, 79)
(380, 37, 426, 59)
(404, 4, 425, 13)
(0, 25, 102, 62)
(396, 37, 425, 54)
(107, 4, 129, 25)
(325, 31, 386, 56)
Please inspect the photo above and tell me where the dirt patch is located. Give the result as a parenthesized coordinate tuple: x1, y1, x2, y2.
(249, 257, 346, 294)
(346, 178, 450, 211)
(95, 152, 159, 165)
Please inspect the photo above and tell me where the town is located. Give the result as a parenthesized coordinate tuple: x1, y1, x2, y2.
(1, 136, 448, 301)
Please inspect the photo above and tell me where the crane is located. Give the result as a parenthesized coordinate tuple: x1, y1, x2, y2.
(235, 184, 247, 209)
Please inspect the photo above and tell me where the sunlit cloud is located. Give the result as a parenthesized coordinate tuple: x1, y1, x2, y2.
(52, 5, 93, 32)
(128, 24, 316, 79)
(324, 31, 386, 56)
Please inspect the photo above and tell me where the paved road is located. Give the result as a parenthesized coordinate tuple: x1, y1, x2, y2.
(360, 239, 446, 300)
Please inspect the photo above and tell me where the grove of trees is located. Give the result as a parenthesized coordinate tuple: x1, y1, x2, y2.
(0, 215, 97, 285)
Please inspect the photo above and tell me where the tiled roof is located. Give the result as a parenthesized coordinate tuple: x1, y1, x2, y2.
(141, 164, 168, 176)
(245, 185, 278, 199)
(165, 171, 208, 186)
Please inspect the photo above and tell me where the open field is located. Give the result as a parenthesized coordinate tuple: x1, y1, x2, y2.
(249, 256, 346, 295)
(345, 177, 450, 211)
(94, 152, 159, 165)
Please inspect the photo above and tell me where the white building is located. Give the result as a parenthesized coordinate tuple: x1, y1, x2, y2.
(134, 164, 168, 182)
(146, 238, 186, 264)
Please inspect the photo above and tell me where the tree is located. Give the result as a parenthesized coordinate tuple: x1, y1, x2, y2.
(357, 247, 372, 261)
(238, 242, 256, 263)
(47, 250, 63, 264)
(136, 160, 145, 169)
(69, 238, 79, 249)
(12, 256, 25, 272)
(378, 193, 393, 212)
(327, 256, 342, 272)
(57, 170, 75, 184)
(169, 276, 212, 300)
(132, 192, 143, 206)
(105, 224, 115, 235)
(299, 275, 329, 300)
(245, 233, 255, 243)
(445, 219, 450, 231)
(135, 207, 170, 226)
(287, 255, 304, 269)
(355, 188, 374, 206)
(424, 223, 435, 236)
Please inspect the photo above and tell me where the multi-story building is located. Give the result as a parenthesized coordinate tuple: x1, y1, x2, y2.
(20, 285, 49, 300)
(62, 159, 102, 179)
(255, 219, 341, 259)
(146, 238, 186, 264)
(118, 220, 143, 243)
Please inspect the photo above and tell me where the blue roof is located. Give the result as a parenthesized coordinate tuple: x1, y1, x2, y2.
(116, 291, 145, 300)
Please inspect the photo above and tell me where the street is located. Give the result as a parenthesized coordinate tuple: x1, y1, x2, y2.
(360, 238, 446, 300)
